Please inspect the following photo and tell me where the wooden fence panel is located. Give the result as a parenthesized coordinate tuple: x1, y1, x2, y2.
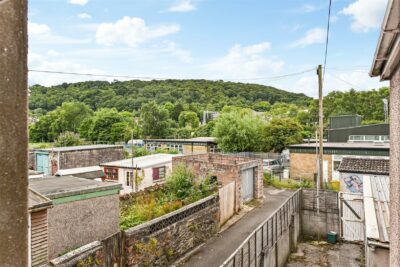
(219, 181, 236, 225)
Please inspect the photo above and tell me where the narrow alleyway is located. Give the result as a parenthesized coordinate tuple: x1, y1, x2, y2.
(179, 187, 295, 267)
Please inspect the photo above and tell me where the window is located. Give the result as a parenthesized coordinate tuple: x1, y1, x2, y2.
(153, 166, 166, 181)
(333, 161, 341, 171)
(126, 171, 133, 186)
(104, 167, 118, 180)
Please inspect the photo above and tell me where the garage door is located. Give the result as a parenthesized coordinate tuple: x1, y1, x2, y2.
(241, 168, 254, 202)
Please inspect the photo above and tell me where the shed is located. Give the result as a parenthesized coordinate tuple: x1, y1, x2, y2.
(34, 144, 124, 175)
(100, 153, 178, 194)
(338, 158, 389, 194)
(29, 176, 121, 259)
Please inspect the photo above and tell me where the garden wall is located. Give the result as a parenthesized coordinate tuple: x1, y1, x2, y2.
(48, 195, 219, 267)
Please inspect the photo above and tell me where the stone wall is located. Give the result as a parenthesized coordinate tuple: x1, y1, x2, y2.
(290, 153, 333, 181)
(301, 189, 340, 238)
(173, 153, 263, 211)
(124, 195, 219, 266)
(49, 241, 104, 267)
(48, 194, 120, 259)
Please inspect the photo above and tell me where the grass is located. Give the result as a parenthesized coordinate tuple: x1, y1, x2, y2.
(119, 165, 217, 230)
(263, 172, 315, 189)
(29, 142, 53, 149)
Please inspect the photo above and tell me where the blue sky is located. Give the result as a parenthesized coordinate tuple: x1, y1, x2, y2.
(28, 0, 389, 97)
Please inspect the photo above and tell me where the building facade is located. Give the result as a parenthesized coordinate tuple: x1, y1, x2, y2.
(34, 145, 124, 175)
(144, 137, 217, 155)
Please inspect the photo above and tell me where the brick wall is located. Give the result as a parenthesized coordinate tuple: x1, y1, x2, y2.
(290, 153, 333, 181)
(47, 194, 120, 259)
(173, 153, 263, 212)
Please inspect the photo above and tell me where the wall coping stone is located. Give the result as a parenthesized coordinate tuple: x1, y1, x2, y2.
(124, 194, 218, 236)
(50, 241, 101, 266)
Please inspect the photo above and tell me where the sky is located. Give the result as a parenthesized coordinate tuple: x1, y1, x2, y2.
(28, 0, 390, 98)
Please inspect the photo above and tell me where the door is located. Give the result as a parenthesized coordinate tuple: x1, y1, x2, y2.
(241, 168, 254, 202)
(340, 192, 364, 241)
(219, 181, 235, 225)
(36, 153, 49, 175)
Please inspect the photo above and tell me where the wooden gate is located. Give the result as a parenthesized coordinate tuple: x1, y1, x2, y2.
(241, 168, 254, 202)
(219, 181, 235, 225)
(340, 192, 364, 241)
(102, 232, 124, 267)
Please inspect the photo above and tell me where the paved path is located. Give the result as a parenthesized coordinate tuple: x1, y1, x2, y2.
(180, 187, 295, 267)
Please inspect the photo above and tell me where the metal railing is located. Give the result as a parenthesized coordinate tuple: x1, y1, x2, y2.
(220, 189, 301, 267)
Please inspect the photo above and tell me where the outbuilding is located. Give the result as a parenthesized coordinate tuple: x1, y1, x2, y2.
(100, 153, 178, 194)
(34, 144, 124, 175)
(29, 176, 121, 259)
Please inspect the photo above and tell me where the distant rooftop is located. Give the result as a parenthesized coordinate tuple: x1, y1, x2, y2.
(144, 137, 216, 143)
(55, 166, 104, 180)
(289, 142, 389, 150)
(100, 153, 178, 169)
(338, 158, 390, 175)
(35, 144, 123, 152)
(29, 176, 121, 200)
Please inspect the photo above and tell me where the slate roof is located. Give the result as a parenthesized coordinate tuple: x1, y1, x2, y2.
(338, 157, 390, 175)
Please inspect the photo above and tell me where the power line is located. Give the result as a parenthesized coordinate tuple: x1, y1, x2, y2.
(326, 71, 362, 90)
(322, 0, 333, 84)
(28, 68, 316, 82)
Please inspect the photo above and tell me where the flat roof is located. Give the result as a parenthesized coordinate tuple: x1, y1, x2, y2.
(289, 142, 389, 150)
(35, 144, 123, 152)
(100, 153, 178, 169)
(144, 137, 216, 143)
(28, 188, 52, 211)
(338, 158, 390, 175)
(364, 175, 390, 244)
(29, 176, 121, 200)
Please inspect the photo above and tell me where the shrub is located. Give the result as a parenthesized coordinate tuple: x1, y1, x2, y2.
(264, 172, 315, 189)
(166, 164, 196, 199)
(55, 131, 83, 147)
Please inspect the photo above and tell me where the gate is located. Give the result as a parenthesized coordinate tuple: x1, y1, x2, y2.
(102, 232, 124, 267)
(241, 168, 254, 202)
(340, 192, 364, 241)
(36, 153, 49, 175)
(219, 181, 235, 225)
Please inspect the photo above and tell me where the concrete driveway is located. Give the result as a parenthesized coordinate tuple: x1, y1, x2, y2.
(179, 187, 295, 267)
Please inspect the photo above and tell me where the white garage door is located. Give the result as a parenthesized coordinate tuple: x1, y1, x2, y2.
(241, 168, 254, 202)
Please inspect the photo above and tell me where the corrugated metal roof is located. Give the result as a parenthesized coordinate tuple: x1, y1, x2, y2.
(100, 153, 178, 169)
(35, 144, 123, 152)
(338, 158, 390, 175)
(364, 175, 390, 244)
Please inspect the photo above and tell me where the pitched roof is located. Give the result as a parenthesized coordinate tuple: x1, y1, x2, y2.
(338, 158, 390, 175)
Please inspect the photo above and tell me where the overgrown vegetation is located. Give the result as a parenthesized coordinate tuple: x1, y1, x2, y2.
(263, 172, 314, 189)
(119, 165, 217, 230)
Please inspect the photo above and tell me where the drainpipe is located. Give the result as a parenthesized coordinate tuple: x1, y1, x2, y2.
(0, 0, 29, 265)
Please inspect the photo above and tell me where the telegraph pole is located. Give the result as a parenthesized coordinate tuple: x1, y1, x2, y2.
(317, 65, 324, 189)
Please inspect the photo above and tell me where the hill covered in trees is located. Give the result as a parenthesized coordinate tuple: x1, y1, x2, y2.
(29, 79, 311, 113)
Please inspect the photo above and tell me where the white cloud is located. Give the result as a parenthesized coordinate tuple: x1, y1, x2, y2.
(206, 42, 284, 79)
(341, 0, 388, 33)
(162, 41, 192, 63)
(29, 21, 91, 45)
(28, 51, 106, 86)
(96, 16, 180, 47)
(289, 28, 326, 48)
(167, 0, 196, 13)
(28, 22, 51, 35)
(291, 70, 389, 97)
(47, 50, 59, 57)
(77, 13, 92, 19)
(68, 0, 88, 6)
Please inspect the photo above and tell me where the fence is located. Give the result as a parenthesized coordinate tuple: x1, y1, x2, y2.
(219, 181, 236, 225)
(220, 189, 301, 267)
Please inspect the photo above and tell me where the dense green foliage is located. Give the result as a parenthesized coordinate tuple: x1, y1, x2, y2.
(55, 132, 83, 147)
(120, 165, 217, 230)
(29, 80, 311, 113)
(28, 79, 389, 152)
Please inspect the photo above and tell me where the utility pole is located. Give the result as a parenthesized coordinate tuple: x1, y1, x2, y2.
(317, 65, 324, 189)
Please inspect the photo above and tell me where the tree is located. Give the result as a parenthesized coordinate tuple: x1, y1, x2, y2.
(55, 132, 83, 147)
(213, 111, 263, 152)
(261, 118, 304, 152)
(252, 101, 271, 112)
(178, 111, 200, 128)
(139, 101, 170, 138)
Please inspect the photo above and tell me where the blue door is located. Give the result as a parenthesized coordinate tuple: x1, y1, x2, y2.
(36, 153, 49, 175)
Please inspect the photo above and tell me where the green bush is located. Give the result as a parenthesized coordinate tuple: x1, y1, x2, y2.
(264, 172, 314, 189)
